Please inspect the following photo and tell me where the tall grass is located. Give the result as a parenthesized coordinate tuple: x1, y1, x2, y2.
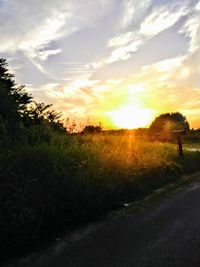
(0, 133, 200, 259)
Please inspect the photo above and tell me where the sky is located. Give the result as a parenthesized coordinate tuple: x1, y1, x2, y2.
(0, 0, 200, 129)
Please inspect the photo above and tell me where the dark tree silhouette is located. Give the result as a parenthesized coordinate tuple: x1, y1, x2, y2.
(26, 102, 65, 132)
(149, 112, 190, 141)
(0, 58, 32, 135)
(0, 58, 66, 143)
(82, 124, 102, 134)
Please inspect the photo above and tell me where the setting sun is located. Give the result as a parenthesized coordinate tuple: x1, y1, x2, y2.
(106, 104, 156, 129)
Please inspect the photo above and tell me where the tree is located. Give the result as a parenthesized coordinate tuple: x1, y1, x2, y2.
(82, 124, 102, 134)
(0, 58, 32, 135)
(0, 58, 66, 143)
(149, 112, 190, 141)
(26, 102, 65, 132)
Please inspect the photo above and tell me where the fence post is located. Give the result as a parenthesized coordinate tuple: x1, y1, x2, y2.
(172, 129, 186, 158)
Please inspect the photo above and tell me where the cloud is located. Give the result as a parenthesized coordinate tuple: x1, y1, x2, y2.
(120, 0, 152, 29)
(195, 0, 200, 10)
(108, 32, 135, 48)
(0, 2, 68, 53)
(179, 3, 200, 52)
(28, 78, 129, 127)
(18, 12, 69, 60)
(0, 0, 115, 73)
(140, 5, 188, 37)
(106, 1, 190, 64)
(107, 36, 145, 63)
(37, 49, 62, 61)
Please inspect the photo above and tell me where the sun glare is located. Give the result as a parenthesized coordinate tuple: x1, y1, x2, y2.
(106, 104, 155, 129)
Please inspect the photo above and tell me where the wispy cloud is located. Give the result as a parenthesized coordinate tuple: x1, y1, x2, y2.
(140, 5, 188, 37)
(108, 32, 135, 48)
(107, 35, 145, 63)
(37, 49, 62, 61)
(107, 2, 190, 64)
(120, 0, 152, 29)
(0, 0, 114, 74)
(179, 3, 200, 52)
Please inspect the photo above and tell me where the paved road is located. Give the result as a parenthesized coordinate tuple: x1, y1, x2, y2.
(5, 179, 200, 267)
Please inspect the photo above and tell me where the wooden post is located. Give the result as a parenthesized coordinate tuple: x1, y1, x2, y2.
(177, 135, 183, 157)
(172, 129, 186, 158)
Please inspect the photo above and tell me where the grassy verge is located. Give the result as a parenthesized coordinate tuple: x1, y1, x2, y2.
(0, 133, 200, 261)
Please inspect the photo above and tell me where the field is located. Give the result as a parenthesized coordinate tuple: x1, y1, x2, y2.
(0, 132, 200, 259)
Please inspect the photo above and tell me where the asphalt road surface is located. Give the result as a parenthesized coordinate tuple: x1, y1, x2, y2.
(5, 178, 200, 267)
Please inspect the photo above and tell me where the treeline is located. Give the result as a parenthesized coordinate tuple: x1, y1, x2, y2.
(0, 58, 66, 147)
(84, 113, 200, 143)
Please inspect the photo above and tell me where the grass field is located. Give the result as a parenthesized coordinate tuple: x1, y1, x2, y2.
(0, 133, 200, 260)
